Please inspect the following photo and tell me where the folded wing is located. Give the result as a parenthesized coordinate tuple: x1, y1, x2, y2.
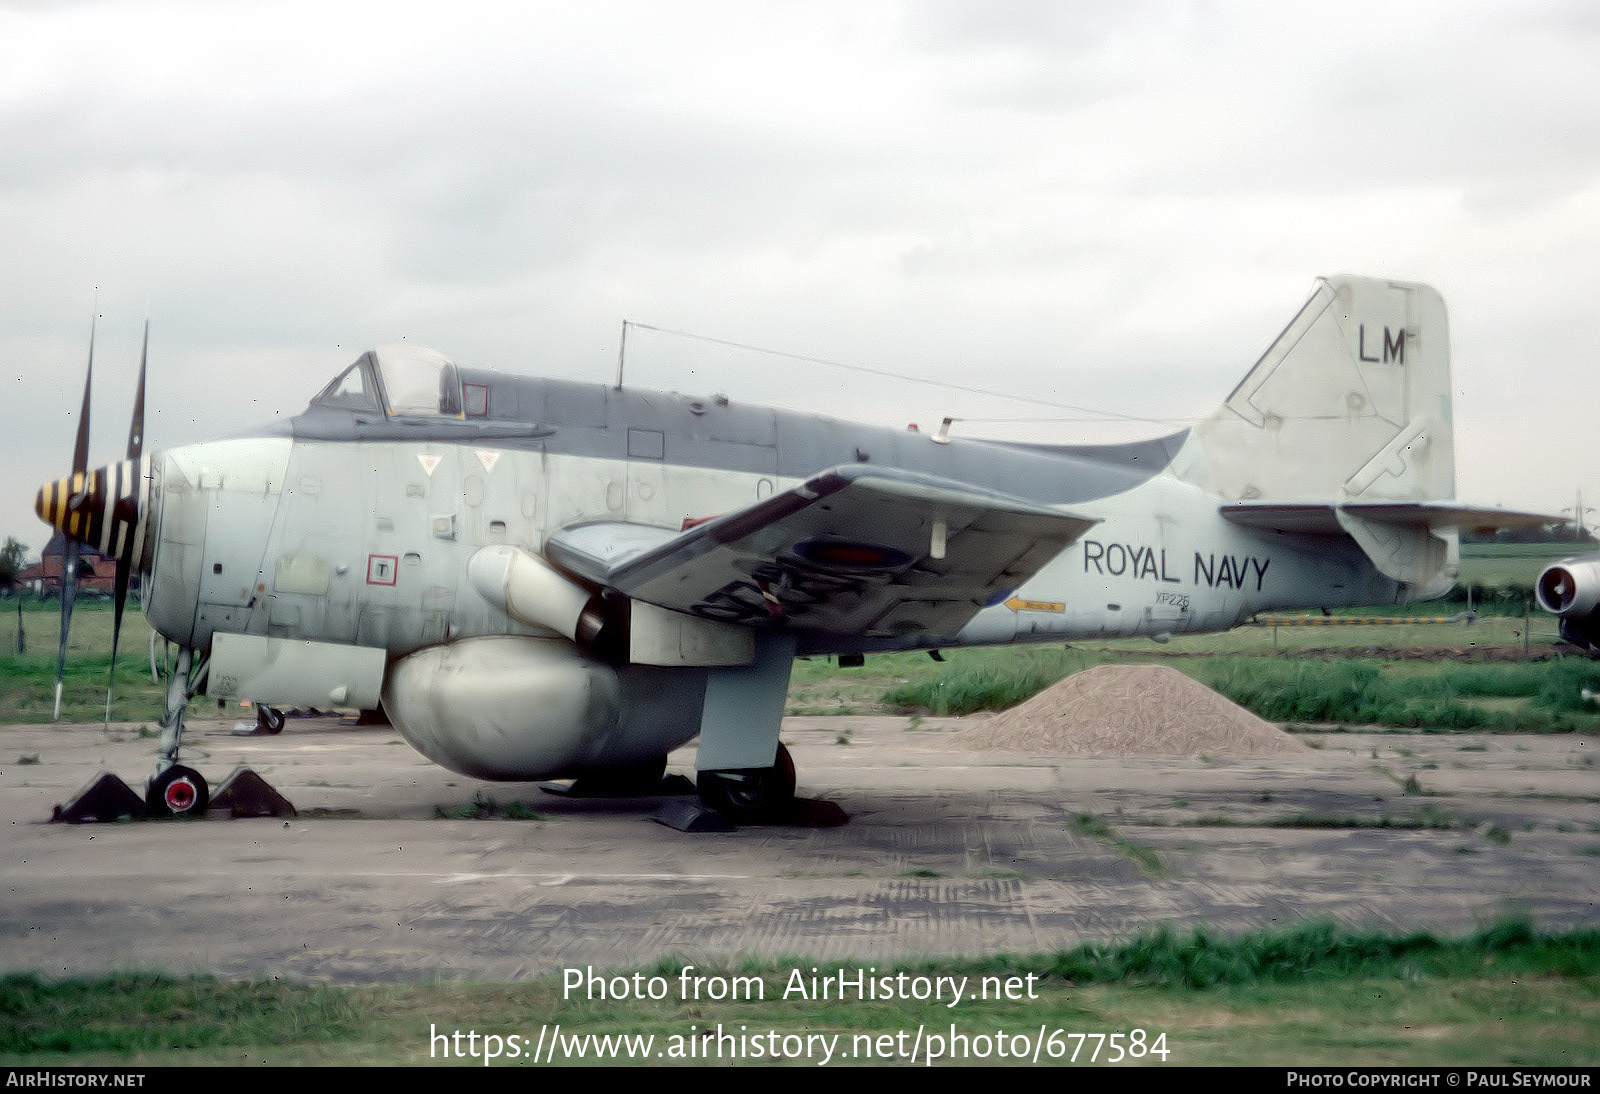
(545, 464, 1097, 638)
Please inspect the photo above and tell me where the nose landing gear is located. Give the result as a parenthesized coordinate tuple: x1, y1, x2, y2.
(146, 764, 209, 818)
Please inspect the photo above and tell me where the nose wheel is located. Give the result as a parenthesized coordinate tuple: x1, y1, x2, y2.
(146, 764, 210, 817)
(146, 644, 212, 818)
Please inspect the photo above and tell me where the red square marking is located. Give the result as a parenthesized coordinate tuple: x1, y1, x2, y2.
(367, 554, 399, 586)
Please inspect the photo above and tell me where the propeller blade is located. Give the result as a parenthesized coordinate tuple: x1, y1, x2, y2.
(127, 319, 146, 460)
(53, 541, 79, 722)
(54, 318, 95, 722)
(106, 551, 133, 724)
(105, 320, 149, 724)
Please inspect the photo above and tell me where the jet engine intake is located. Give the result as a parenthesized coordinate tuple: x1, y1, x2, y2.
(1535, 555, 1600, 649)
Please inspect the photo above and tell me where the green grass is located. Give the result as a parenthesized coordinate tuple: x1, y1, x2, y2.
(880, 647, 1097, 715)
(8, 591, 1600, 735)
(1187, 658, 1600, 732)
(869, 643, 1600, 732)
(1036, 918, 1598, 988)
(1068, 814, 1167, 875)
(3, 920, 1594, 1065)
(0, 975, 369, 1058)
(1194, 807, 1461, 831)
(1458, 542, 1587, 593)
(0, 600, 201, 724)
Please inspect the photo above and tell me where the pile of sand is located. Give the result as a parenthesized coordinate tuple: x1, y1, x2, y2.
(952, 664, 1305, 756)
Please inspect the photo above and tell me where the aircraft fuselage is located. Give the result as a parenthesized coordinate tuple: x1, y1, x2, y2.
(141, 374, 1397, 661)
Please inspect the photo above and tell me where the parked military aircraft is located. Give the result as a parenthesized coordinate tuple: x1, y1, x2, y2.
(1535, 557, 1600, 649)
(35, 275, 1547, 820)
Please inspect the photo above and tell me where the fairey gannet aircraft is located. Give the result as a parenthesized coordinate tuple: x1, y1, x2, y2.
(35, 275, 1546, 821)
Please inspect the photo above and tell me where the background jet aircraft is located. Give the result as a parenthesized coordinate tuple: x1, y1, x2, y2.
(1535, 556, 1600, 650)
(35, 275, 1547, 821)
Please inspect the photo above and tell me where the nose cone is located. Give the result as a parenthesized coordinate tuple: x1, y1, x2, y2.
(36, 471, 94, 540)
(34, 458, 149, 560)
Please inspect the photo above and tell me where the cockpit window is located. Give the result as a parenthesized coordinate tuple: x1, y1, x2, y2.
(372, 346, 465, 419)
(312, 347, 466, 420)
(313, 357, 382, 413)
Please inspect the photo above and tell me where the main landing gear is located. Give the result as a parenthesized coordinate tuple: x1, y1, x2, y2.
(696, 742, 797, 822)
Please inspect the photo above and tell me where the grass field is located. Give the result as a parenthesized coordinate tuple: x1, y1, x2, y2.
(6, 597, 1599, 730)
(3, 920, 1595, 1066)
(1454, 540, 1598, 608)
(0, 600, 201, 724)
(789, 613, 1600, 730)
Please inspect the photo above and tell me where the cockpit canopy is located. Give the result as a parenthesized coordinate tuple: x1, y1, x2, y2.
(313, 346, 464, 419)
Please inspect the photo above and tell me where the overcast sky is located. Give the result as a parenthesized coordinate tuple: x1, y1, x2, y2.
(4, 0, 1598, 554)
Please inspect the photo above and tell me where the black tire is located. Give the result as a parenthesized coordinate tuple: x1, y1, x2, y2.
(697, 742, 796, 821)
(146, 765, 210, 818)
(256, 704, 285, 735)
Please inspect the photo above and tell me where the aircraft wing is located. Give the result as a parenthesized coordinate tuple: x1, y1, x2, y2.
(544, 464, 1097, 638)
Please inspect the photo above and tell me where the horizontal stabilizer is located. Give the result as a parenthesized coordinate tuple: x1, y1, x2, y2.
(1221, 502, 1556, 536)
(546, 465, 1097, 638)
(1221, 501, 1557, 597)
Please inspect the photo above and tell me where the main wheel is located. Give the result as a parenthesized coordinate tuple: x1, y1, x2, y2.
(697, 742, 796, 821)
(146, 765, 210, 818)
(256, 704, 285, 735)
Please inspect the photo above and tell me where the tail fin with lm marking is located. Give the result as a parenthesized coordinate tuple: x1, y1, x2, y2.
(1178, 275, 1545, 598)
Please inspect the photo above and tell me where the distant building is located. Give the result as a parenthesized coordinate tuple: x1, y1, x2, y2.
(18, 531, 117, 595)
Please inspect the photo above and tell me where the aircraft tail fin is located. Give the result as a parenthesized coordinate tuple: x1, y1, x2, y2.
(1182, 275, 1459, 597)
(1187, 275, 1455, 506)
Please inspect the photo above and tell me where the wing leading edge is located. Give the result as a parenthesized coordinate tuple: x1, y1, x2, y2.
(545, 464, 1098, 639)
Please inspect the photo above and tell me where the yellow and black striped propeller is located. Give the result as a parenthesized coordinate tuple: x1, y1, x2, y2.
(34, 318, 152, 722)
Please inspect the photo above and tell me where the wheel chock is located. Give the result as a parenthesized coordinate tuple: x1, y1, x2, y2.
(51, 772, 147, 824)
(542, 773, 697, 798)
(650, 799, 737, 832)
(211, 767, 297, 818)
(786, 798, 849, 828)
(654, 796, 850, 831)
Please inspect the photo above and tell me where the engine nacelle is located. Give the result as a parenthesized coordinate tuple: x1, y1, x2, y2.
(1535, 555, 1600, 649)
(382, 635, 708, 780)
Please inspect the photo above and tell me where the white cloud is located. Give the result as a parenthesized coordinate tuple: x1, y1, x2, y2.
(3, 0, 1598, 547)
